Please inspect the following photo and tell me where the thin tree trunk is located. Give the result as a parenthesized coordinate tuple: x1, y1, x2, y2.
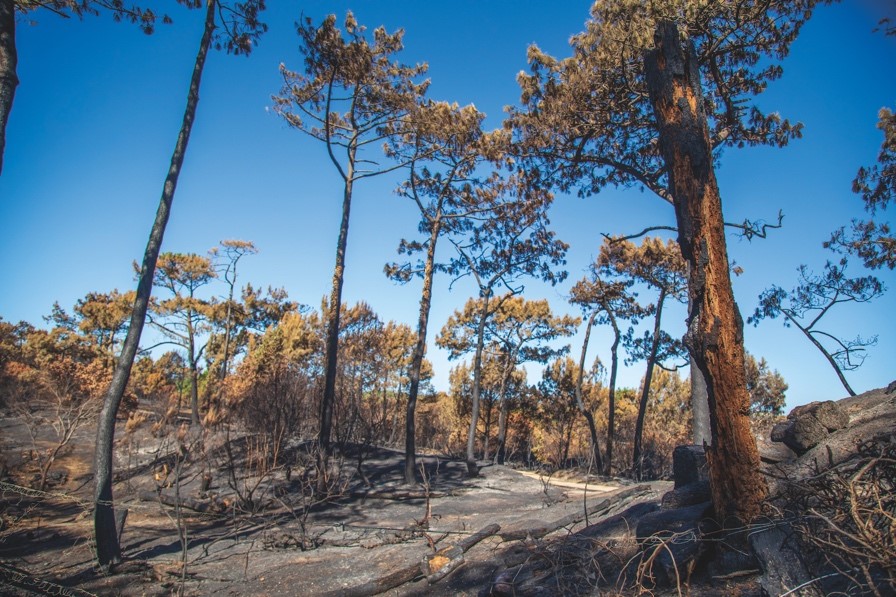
(606, 310, 620, 476)
(575, 311, 603, 473)
(0, 0, 16, 175)
(93, 0, 217, 569)
(404, 218, 441, 484)
(645, 20, 767, 525)
(466, 290, 491, 476)
(187, 316, 200, 425)
(494, 350, 515, 465)
(321, 164, 355, 464)
(632, 287, 666, 480)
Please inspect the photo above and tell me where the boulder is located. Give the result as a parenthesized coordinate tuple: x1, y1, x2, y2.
(672, 445, 708, 489)
(770, 400, 850, 456)
(789, 400, 849, 432)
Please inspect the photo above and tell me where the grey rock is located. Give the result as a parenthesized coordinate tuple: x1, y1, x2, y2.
(771, 421, 792, 442)
(783, 415, 829, 455)
(789, 400, 849, 432)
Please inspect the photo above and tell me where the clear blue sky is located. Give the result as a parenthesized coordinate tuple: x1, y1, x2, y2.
(1, 1, 894, 409)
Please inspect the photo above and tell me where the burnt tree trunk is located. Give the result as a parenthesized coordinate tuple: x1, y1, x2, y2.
(404, 217, 442, 484)
(644, 20, 767, 525)
(605, 308, 621, 475)
(575, 311, 603, 473)
(94, 0, 217, 569)
(0, 0, 16, 175)
(465, 288, 491, 476)
(320, 156, 355, 466)
(632, 287, 666, 480)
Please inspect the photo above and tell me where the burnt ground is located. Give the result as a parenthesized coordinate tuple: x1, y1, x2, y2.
(0, 416, 667, 597)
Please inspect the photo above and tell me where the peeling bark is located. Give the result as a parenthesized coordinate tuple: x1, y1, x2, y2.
(644, 21, 767, 525)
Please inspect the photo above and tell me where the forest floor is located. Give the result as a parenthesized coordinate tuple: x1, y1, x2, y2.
(0, 416, 668, 597)
(4, 386, 892, 596)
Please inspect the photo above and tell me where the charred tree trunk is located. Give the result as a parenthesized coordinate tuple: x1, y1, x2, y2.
(465, 288, 491, 476)
(94, 0, 217, 569)
(494, 350, 515, 465)
(187, 316, 200, 426)
(606, 310, 621, 476)
(404, 218, 441, 484)
(0, 0, 16, 175)
(321, 159, 355, 465)
(689, 269, 711, 445)
(645, 21, 767, 525)
(632, 287, 666, 480)
(575, 311, 603, 473)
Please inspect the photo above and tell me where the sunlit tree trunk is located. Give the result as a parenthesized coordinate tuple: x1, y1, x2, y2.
(404, 218, 441, 484)
(93, 0, 216, 569)
(645, 20, 767, 525)
(0, 0, 17, 175)
(632, 287, 666, 480)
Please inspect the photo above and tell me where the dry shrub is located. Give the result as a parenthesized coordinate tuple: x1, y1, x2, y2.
(785, 438, 895, 595)
(125, 410, 150, 433)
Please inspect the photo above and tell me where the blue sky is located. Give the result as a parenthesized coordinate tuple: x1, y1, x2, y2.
(1, 1, 894, 409)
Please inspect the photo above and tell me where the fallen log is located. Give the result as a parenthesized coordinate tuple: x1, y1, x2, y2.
(424, 522, 501, 583)
(328, 522, 501, 596)
(499, 484, 650, 541)
(331, 561, 424, 597)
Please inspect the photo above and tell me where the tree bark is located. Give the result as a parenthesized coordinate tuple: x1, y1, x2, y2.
(404, 218, 441, 484)
(93, 0, 217, 569)
(0, 0, 17, 175)
(632, 287, 666, 480)
(644, 20, 767, 525)
(575, 311, 603, 473)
